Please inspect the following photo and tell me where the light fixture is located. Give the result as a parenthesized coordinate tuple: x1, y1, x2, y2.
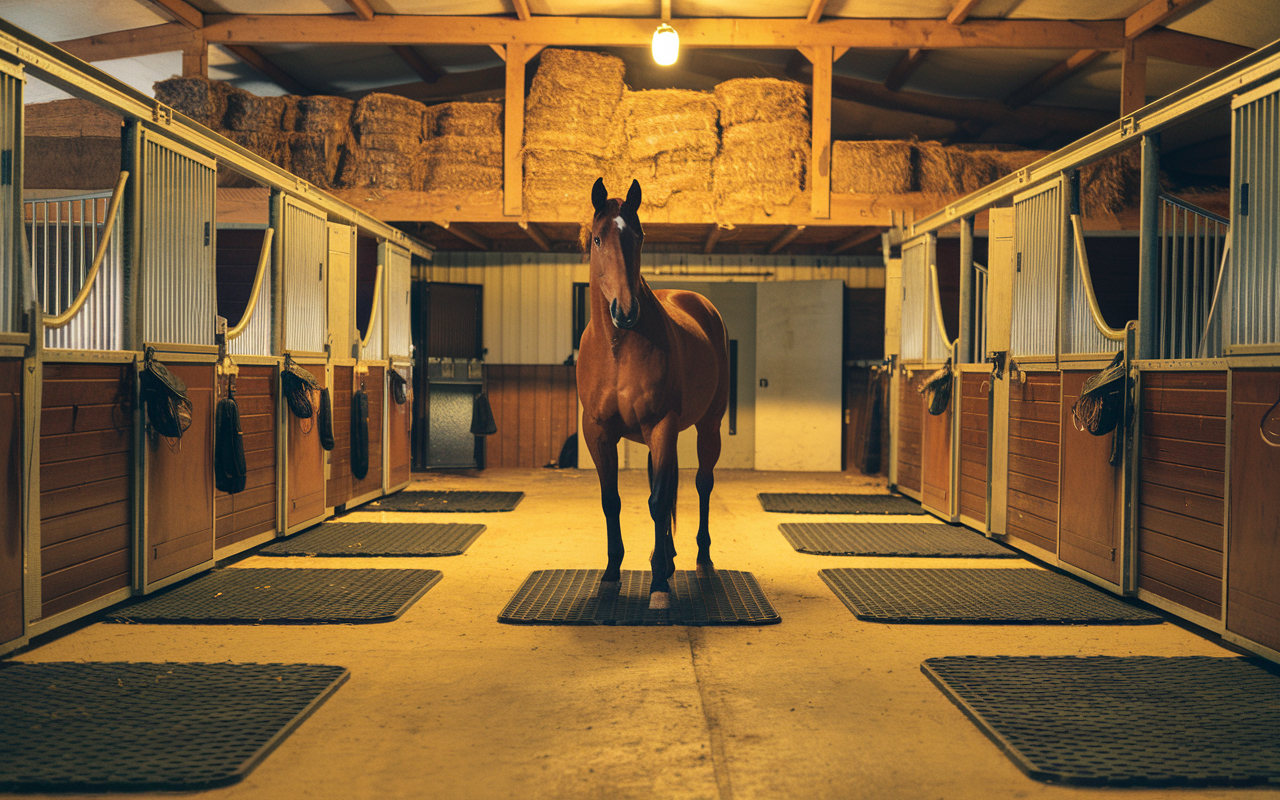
(652, 23, 679, 66)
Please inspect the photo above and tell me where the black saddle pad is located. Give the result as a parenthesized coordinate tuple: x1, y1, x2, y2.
(107, 568, 441, 624)
(820, 568, 1162, 624)
(780, 522, 1018, 557)
(498, 569, 780, 626)
(0, 661, 347, 791)
(759, 493, 927, 515)
(258, 522, 485, 557)
(367, 490, 523, 512)
(924, 656, 1280, 787)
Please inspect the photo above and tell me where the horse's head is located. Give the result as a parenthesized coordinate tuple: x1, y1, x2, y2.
(590, 177, 644, 330)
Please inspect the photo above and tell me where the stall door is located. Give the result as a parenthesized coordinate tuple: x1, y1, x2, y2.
(0, 360, 22, 648)
(755, 280, 843, 471)
(327, 223, 356, 359)
(986, 208, 1015, 536)
(1227, 370, 1280, 653)
(282, 197, 328, 356)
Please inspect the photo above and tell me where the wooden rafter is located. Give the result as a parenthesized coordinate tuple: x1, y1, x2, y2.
(767, 225, 805, 254)
(946, 0, 983, 26)
(511, 0, 532, 21)
(1004, 49, 1104, 109)
(504, 41, 526, 217)
(183, 38, 207, 77)
(1125, 0, 1206, 39)
(56, 24, 195, 62)
(390, 45, 442, 83)
(519, 220, 551, 251)
(830, 227, 883, 255)
(806, 0, 829, 25)
(703, 224, 723, 254)
(343, 0, 376, 21)
(884, 48, 926, 92)
(223, 44, 309, 95)
(1121, 39, 1147, 116)
(143, 0, 202, 30)
(811, 45, 833, 219)
(1140, 27, 1251, 68)
(341, 66, 506, 101)
(441, 221, 491, 250)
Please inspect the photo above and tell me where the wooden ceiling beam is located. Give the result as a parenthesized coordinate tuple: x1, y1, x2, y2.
(1139, 27, 1252, 68)
(946, 0, 983, 26)
(1125, 0, 1207, 39)
(223, 45, 309, 95)
(441, 221, 492, 250)
(1004, 49, 1104, 109)
(519, 220, 551, 251)
(884, 48, 926, 92)
(340, 66, 506, 101)
(56, 23, 195, 62)
(200, 15, 1124, 50)
(806, 0, 830, 25)
(512, 0, 532, 22)
(703, 224, 723, 254)
(390, 45, 442, 83)
(143, 0, 203, 30)
(767, 225, 805, 254)
(830, 227, 883, 255)
(343, 0, 376, 21)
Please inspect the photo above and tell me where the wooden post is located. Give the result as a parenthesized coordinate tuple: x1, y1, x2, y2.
(182, 36, 208, 78)
(504, 42, 525, 217)
(810, 45, 832, 220)
(1137, 133, 1160, 359)
(1120, 39, 1147, 117)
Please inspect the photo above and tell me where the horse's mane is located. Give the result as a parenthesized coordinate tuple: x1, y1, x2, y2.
(579, 196, 643, 252)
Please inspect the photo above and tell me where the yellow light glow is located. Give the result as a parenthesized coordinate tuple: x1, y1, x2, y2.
(652, 23, 679, 66)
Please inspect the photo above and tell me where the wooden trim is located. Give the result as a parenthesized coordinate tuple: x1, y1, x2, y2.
(1125, 0, 1206, 40)
(25, 586, 131, 638)
(503, 42, 525, 217)
(213, 529, 276, 560)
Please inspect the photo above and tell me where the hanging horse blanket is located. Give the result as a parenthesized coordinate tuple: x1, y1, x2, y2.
(352, 388, 370, 480)
(214, 394, 247, 494)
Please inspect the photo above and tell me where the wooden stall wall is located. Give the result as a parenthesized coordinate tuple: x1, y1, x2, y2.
(286, 367, 326, 529)
(1227, 370, 1280, 652)
(486, 365, 577, 468)
(388, 367, 411, 488)
(958, 372, 989, 525)
(921, 393, 952, 514)
(1006, 372, 1060, 556)
(896, 371, 923, 494)
(1137, 371, 1226, 621)
(328, 366, 353, 507)
(39, 362, 132, 618)
(145, 363, 214, 587)
(214, 365, 276, 553)
(0, 360, 23, 643)
(1059, 370, 1123, 586)
(349, 366, 384, 501)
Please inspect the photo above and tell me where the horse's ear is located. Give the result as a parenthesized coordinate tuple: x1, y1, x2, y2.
(591, 177, 608, 216)
(624, 179, 642, 214)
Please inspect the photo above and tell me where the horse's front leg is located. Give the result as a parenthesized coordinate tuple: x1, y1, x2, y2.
(694, 415, 723, 578)
(645, 415, 680, 609)
(583, 418, 624, 591)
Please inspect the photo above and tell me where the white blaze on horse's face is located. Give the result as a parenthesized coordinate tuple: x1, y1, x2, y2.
(614, 216, 627, 233)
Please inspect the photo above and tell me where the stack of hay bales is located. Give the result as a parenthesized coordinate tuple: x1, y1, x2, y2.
(615, 89, 717, 212)
(831, 140, 915, 194)
(523, 49, 627, 217)
(338, 93, 424, 190)
(713, 78, 809, 217)
(153, 76, 236, 129)
(915, 142, 999, 195)
(1079, 148, 1140, 215)
(422, 102, 503, 192)
(287, 96, 353, 188)
(223, 88, 291, 168)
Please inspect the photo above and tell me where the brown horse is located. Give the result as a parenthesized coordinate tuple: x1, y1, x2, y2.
(577, 178, 730, 610)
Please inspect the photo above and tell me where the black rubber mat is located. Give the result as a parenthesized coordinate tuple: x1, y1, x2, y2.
(924, 656, 1280, 787)
(0, 661, 347, 791)
(759, 493, 927, 514)
(499, 569, 780, 626)
(367, 490, 523, 512)
(257, 522, 485, 557)
(820, 568, 1162, 624)
(781, 522, 1019, 557)
(108, 568, 441, 624)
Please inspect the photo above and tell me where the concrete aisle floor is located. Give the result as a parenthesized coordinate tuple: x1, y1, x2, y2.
(7, 468, 1274, 800)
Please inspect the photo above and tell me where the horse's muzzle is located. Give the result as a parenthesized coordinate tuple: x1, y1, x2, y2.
(610, 298, 640, 329)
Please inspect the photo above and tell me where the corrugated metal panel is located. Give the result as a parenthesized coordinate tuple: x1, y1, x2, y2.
(140, 132, 216, 346)
(31, 193, 124, 350)
(1231, 86, 1278, 348)
(900, 237, 928, 360)
(1012, 180, 1062, 357)
(0, 70, 17, 333)
(226, 237, 272, 356)
(385, 242, 411, 358)
(282, 197, 327, 353)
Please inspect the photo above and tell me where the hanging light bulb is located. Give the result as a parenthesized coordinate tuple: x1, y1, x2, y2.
(652, 23, 679, 66)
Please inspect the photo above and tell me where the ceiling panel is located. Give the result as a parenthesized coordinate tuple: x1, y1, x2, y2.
(0, 0, 167, 41)
(1169, 0, 1280, 48)
(906, 49, 1079, 100)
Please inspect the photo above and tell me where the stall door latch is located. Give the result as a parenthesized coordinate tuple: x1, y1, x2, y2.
(986, 350, 1007, 380)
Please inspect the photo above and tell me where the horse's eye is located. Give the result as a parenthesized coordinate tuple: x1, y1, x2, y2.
(593, 236, 601, 247)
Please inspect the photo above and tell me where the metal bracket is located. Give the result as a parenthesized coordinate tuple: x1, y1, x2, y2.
(152, 102, 172, 126)
(1120, 116, 1137, 137)
(986, 349, 1007, 380)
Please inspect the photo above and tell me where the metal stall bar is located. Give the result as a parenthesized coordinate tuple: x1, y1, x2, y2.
(1067, 214, 1128, 353)
(1155, 194, 1229, 359)
(1230, 76, 1280, 352)
(282, 197, 327, 355)
(226, 227, 275, 355)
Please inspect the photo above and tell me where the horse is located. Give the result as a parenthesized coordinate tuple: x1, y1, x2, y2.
(576, 178, 730, 610)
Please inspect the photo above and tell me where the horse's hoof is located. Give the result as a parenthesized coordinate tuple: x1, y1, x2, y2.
(599, 580, 620, 596)
(696, 562, 716, 578)
(648, 591, 671, 610)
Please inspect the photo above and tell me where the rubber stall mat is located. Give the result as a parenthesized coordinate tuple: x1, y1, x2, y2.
(258, 522, 485, 557)
(820, 568, 1162, 624)
(759, 493, 926, 515)
(499, 569, 780, 626)
(108, 568, 441, 624)
(781, 522, 1019, 558)
(0, 661, 347, 791)
(924, 656, 1280, 787)
(367, 490, 523, 512)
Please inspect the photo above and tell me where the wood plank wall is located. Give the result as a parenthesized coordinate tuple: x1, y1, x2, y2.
(921, 391, 952, 513)
(214, 366, 276, 552)
(286, 367, 326, 528)
(958, 372, 988, 524)
(1059, 371, 1122, 586)
(896, 372, 922, 493)
(1227, 370, 1280, 651)
(388, 367, 412, 487)
(328, 366, 353, 507)
(0, 360, 23, 643)
(485, 365, 578, 468)
(1137, 371, 1226, 620)
(1006, 372, 1060, 555)
(350, 366, 385, 501)
(39, 362, 132, 619)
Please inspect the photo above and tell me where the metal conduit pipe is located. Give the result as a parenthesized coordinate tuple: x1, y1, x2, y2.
(42, 171, 128, 330)
(226, 227, 275, 341)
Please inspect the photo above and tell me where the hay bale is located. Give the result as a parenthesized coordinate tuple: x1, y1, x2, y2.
(353, 93, 426, 140)
(280, 96, 299, 132)
(713, 119, 809, 216)
(525, 49, 627, 159)
(528, 49, 626, 108)
(288, 131, 346, 188)
(226, 130, 289, 169)
(358, 133, 419, 153)
(423, 135, 503, 192)
(424, 102, 502, 138)
(225, 92, 286, 132)
(153, 76, 233, 128)
(832, 140, 915, 194)
(337, 142, 422, 191)
(915, 142, 999, 195)
(989, 148, 1051, 178)
(1080, 149, 1140, 215)
(714, 78, 807, 128)
(620, 89, 718, 161)
(524, 147, 604, 217)
(294, 96, 353, 134)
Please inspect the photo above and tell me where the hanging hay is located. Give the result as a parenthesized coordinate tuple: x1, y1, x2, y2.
(714, 78, 808, 128)
(525, 49, 627, 158)
(226, 131, 289, 169)
(831, 140, 916, 194)
(353, 93, 426, 140)
(1080, 149, 1140, 215)
(620, 89, 718, 161)
(423, 135, 503, 192)
(336, 142, 422, 191)
(524, 147, 604, 217)
(293, 96, 354, 134)
(713, 119, 808, 216)
(915, 142, 999, 195)
(153, 76, 234, 128)
(424, 102, 502, 138)
(288, 132, 346, 188)
(225, 92, 286, 132)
